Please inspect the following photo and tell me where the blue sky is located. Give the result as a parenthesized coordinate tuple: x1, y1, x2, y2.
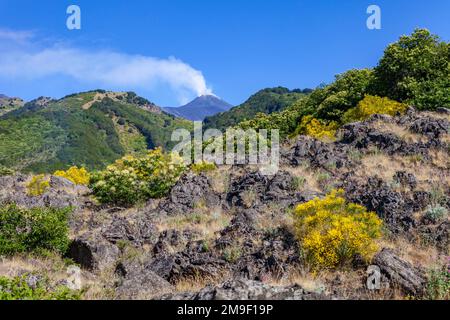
(0, 0, 449, 107)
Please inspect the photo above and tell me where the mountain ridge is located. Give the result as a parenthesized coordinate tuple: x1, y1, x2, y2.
(0, 90, 192, 173)
(164, 95, 233, 121)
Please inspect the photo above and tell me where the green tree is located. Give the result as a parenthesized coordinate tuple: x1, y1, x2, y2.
(314, 69, 374, 121)
(371, 28, 450, 110)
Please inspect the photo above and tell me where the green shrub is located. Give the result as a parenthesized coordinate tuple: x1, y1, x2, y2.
(0, 204, 71, 256)
(291, 176, 306, 191)
(0, 165, 14, 176)
(90, 148, 186, 206)
(424, 205, 448, 222)
(425, 266, 450, 300)
(372, 29, 450, 110)
(0, 275, 81, 300)
(191, 161, 217, 174)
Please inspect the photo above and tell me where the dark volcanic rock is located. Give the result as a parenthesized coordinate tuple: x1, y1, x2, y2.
(282, 136, 351, 169)
(68, 235, 120, 271)
(226, 171, 309, 210)
(102, 216, 158, 246)
(345, 177, 415, 233)
(158, 173, 222, 215)
(235, 227, 301, 281)
(160, 279, 329, 300)
(393, 171, 417, 190)
(115, 261, 174, 300)
(409, 116, 449, 139)
(418, 221, 449, 253)
(149, 241, 227, 284)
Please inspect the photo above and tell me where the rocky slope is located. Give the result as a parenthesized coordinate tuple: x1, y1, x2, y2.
(0, 94, 24, 116)
(0, 107, 448, 300)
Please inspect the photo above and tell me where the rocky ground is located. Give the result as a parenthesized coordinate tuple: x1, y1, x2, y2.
(0, 107, 449, 300)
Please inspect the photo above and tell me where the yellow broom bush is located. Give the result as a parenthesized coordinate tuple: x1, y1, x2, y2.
(54, 166, 90, 185)
(343, 95, 408, 123)
(296, 115, 339, 141)
(293, 189, 383, 269)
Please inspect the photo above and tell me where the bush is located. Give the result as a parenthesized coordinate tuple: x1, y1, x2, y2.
(343, 95, 408, 123)
(90, 148, 186, 206)
(315, 69, 375, 121)
(372, 29, 450, 110)
(0, 204, 71, 256)
(26, 175, 50, 196)
(191, 161, 217, 174)
(424, 205, 448, 222)
(53, 166, 90, 185)
(0, 275, 81, 300)
(0, 165, 14, 176)
(293, 189, 383, 269)
(425, 265, 450, 300)
(295, 115, 339, 141)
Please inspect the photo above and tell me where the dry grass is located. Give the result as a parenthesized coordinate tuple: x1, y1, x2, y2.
(429, 149, 450, 170)
(0, 253, 115, 300)
(174, 272, 230, 293)
(205, 165, 232, 194)
(378, 237, 444, 270)
(355, 152, 449, 190)
(370, 121, 427, 144)
(267, 267, 401, 300)
(283, 164, 321, 193)
(240, 189, 257, 208)
(155, 208, 231, 242)
(253, 204, 294, 233)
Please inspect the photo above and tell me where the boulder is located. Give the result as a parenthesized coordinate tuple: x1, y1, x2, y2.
(0, 175, 88, 209)
(115, 261, 174, 300)
(160, 279, 329, 300)
(345, 177, 415, 233)
(102, 216, 158, 246)
(373, 248, 427, 296)
(67, 235, 120, 272)
(158, 173, 222, 215)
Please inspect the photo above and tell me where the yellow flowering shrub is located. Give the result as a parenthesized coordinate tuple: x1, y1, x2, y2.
(26, 175, 50, 197)
(343, 95, 408, 123)
(293, 189, 383, 269)
(90, 148, 186, 206)
(296, 115, 339, 141)
(54, 166, 90, 185)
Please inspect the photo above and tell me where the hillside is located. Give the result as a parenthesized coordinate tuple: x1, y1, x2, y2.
(203, 87, 309, 131)
(0, 94, 24, 116)
(0, 107, 448, 300)
(0, 29, 449, 302)
(0, 91, 192, 173)
(164, 95, 233, 121)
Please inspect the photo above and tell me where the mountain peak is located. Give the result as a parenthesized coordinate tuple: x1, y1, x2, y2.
(164, 95, 232, 121)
